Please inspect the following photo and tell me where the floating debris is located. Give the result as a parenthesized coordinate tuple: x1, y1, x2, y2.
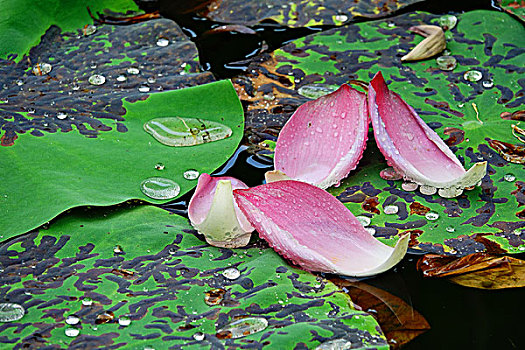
(436, 55, 457, 71)
(216, 317, 268, 339)
(204, 288, 226, 306)
(316, 338, 353, 350)
(118, 316, 131, 327)
(113, 245, 124, 254)
(144, 117, 232, 147)
(95, 310, 115, 324)
(65, 327, 80, 337)
(512, 124, 525, 143)
(116, 74, 127, 82)
(183, 169, 200, 180)
(32, 63, 52, 76)
(193, 332, 205, 341)
(297, 84, 339, 99)
(356, 216, 371, 227)
(155, 163, 165, 171)
(425, 211, 440, 221)
(156, 38, 169, 47)
(222, 267, 241, 280)
(83, 24, 97, 36)
(383, 205, 399, 215)
(463, 70, 482, 82)
(0, 303, 25, 322)
(127, 67, 140, 75)
(402, 182, 418, 191)
(82, 298, 93, 306)
(420, 185, 437, 195)
(504, 173, 516, 182)
(57, 112, 68, 120)
(138, 85, 150, 93)
(65, 314, 80, 325)
(438, 14, 458, 30)
(140, 177, 181, 200)
(88, 74, 106, 86)
(488, 139, 525, 164)
(401, 25, 446, 62)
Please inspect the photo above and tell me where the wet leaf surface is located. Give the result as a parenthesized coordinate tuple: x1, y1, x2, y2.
(198, 0, 424, 27)
(0, 206, 387, 349)
(331, 278, 431, 349)
(498, 0, 525, 21)
(234, 10, 525, 255)
(417, 253, 525, 289)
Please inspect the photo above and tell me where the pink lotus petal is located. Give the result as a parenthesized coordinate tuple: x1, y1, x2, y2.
(369, 72, 486, 194)
(274, 84, 369, 189)
(233, 180, 408, 277)
(188, 174, 254, 248)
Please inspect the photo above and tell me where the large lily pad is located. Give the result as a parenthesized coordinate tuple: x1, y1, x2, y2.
(0, 0, 140, 60)
(0, 205, 387, 349)
(199, 0, 424, 27)
(234, 10, 525, 254)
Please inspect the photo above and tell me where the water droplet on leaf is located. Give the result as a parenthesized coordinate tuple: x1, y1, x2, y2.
(32, 63, 52, 76)
(356, 216, 371, 227)
(140, 177, 180, 200)
(193, 332, 205, 341)
(463, 70, 482, 82)
(156, 38, 169, 47)
(127, 67, 140, 75)
(334, 14, 348, 22)
(216, 317, 268, 339)
(0, 303, 25, 322)
(88, 74, 106, 86)
(183, 169, 199, 180)
(65, 327, 80, 337)
(438, 14, 457, 30)
(83, 24, 97, 36)
(118, 316, 131, 327)
(144, 117, 232, 147)
(425, 211, 440, 221)
(138, 85, 150, 93)
(446, 226, 455, 233)
(116, 74, 127, 82)
(420, 185, 437, 195)
(383, 205, 399, 215)
(297, 84, 338, 99)
(155, 163, 165, 171)
(504, 173, 516, 182)
(436, 56, 457, 71)
(82, 298, 93, 306)
(482, 80, 494, 88)
(222, 267, 241, 280)
(66, 314, 80, 325)
(316, 338, 352, 350)
(113, 245, 124, 254)
(401, 182, 418, 191)
(57, 112, 68, 120)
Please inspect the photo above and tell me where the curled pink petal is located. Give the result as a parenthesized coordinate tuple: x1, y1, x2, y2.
(274, 84, 369, 189)
(189, 173, 254, 248)
(369, 72, 486, 195)
(233, 180, 408, 277)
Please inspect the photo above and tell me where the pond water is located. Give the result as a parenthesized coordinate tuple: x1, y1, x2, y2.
(142, 0, 523, 348)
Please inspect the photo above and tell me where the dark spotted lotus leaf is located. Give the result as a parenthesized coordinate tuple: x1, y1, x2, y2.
(0, 205, 388, 349)
(198, 0, 424, 27)
(234, 10, 525, 255)
(0, 0, 140, 60)
(498, 0, 525, 21)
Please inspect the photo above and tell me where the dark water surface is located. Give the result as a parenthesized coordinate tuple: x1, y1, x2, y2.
(143, 1, 524, 349)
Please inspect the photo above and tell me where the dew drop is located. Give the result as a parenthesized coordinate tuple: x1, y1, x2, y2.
(401, 182, 418, 191)
(144, 117, 232, 147)
(438, 14, 458, 30)
(147, 77, 156, 84)
(222, 267, 241, 280)
(140, 177, 180, 200)
(65, 327, 80, 337)
(127, 67, 140, 75)
(116, 74, 127, 82)
(482, 80, 494, 88)
(436, 56, 457, 71)
(334, 14, 348, 22)
(365, 227, 376, 235)
(504, 173, 516, 182)
(0, 303, 25, 322)
(16, 79, 24, 86)
(183, 169, 200, 180)
(297, 84, 338, 99)
(156, 38, 170, 47)
(113, 245, 124, 254)
(193, 332, 205, 341)
(65, 314, 80, 325)
(463, 70, 482, 82)
(356, 216, 371, 227)
(138, 85, 150, 93)
(83, 24, 97, 36)
(32, 63, 52, 76)
(155, 163, 165, 171)
(143, 346, 155, 350)
(88, 74, 106, 86)
(425, 211, 440, 221)
(118, 316, 131, 327)
(438, 187, 463, 198)
(445, 226, 455, 233)
(380, 167, 402, 181)
(383, 205, 399, 215)
(82, 298, 93, 306)
(216, 317, 268, 339)
(204, 288, 226, 306)
(57, 112, 68, 120)
(316, 338, 352, 350)
(419, 185, 437, 195)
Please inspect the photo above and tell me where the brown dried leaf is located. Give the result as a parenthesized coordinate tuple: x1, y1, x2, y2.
(401, 25, 446, 62)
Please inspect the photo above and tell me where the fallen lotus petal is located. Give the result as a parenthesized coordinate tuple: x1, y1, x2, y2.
(233, 180, 409, 277)
(272, 84, 369, 189)
(369, 72, 487, 197)
(401, 25, 446, 62)
(188, 174, 254, 248)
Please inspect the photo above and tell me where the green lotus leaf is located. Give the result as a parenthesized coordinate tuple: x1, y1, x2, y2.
(199, 0, 424, 27)
(0, 0, 140, 60)
(0, 205, 387, 349)
(234, 10, 525, 254)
